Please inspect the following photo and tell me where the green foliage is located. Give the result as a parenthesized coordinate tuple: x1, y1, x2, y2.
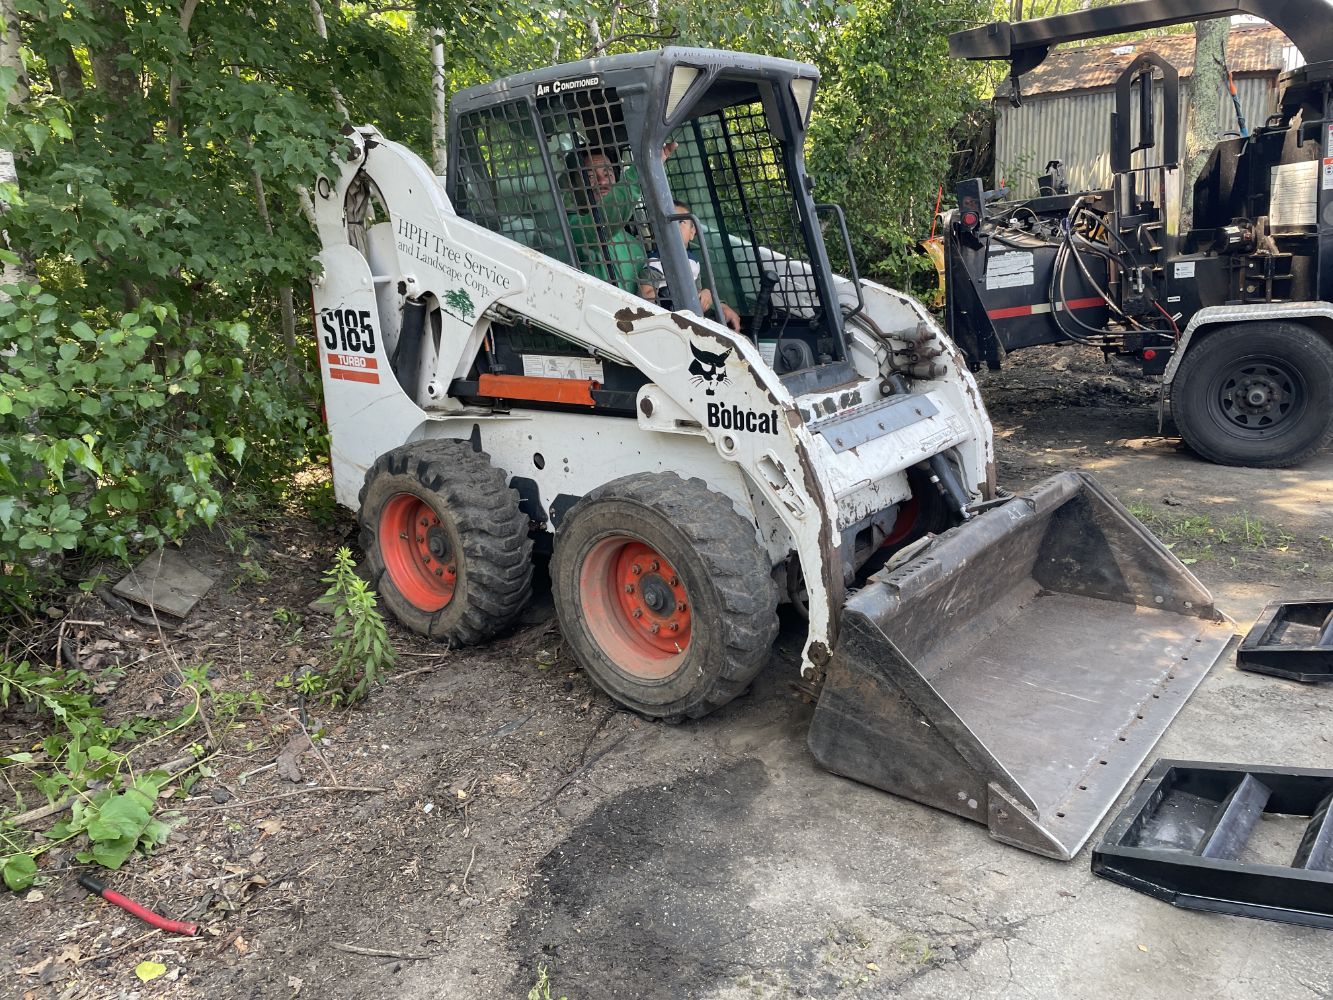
(2, 0, 339, 606)
(0, 285, 317, 602)
(528, 965, 569, 1000)
(318, 547, 395, 704)
(803, 0, 995, 282)
(0, 658, 207, 890)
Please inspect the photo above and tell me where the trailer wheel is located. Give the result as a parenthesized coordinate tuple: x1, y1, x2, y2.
(552, 473, 779, 721)
(359, 441, 533, 645)
(1172, 322, 1333, 468)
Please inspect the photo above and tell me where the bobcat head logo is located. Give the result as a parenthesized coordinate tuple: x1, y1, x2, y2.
(689, 343, 732, 396)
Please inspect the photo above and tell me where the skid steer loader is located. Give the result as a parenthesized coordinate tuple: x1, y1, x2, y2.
(310, 48, 1234, 859)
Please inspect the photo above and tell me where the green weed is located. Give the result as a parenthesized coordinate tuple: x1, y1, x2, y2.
(318, 548, 395, 705)
(528, 965, 568, 1000)
(0, 658, 211, 890)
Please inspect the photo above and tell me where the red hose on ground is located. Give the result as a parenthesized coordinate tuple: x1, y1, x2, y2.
(78, 874, 199, 936)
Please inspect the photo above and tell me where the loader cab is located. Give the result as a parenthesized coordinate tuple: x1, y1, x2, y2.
(447, 48, 860, 395)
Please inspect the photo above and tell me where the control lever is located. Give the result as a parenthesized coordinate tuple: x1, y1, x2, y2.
(748, 269, 780, 341)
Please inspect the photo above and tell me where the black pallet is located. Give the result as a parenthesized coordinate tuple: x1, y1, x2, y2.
(1237, 600, 1333, 683)
(1092, 760, 1333, 929)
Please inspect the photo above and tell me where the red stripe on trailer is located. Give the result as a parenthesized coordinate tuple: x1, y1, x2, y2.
(330, 367, 380, 384)
(1062, 297, 1105, 311)
(987, 303, 1035, 320)
(986, 296, 1105, 321)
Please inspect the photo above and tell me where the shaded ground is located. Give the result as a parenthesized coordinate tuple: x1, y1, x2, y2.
(3, 344, 1331, 1000)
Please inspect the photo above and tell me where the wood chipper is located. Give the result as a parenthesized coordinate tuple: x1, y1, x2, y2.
(309, 48, 1234, 859)
(944, 0, 1333, 468)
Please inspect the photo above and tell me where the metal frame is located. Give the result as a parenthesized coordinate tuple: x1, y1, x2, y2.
(1237, 600, 1333, 682)
(1094, 760, 1333, 928)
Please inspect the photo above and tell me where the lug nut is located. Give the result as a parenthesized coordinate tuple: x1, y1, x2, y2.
(417, 535, 425, 543)
(668, 576, 679, 586)
(632, 608, 642, 619)
(631, 564, 642, 576)
(676, 602, 688, 613)
(649, 560, 660, 572)
(668, 622, 679, 632)
(649, 623, 660, 634)
(420, 517, 429, 527)
(624, 584, 635, 594)
(434, 568, 443, 576)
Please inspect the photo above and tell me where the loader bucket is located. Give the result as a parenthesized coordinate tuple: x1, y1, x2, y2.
(808, 471, 1235, 860)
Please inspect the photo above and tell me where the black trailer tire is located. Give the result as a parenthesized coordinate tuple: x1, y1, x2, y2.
(358, 440, 533, 645)
(1171, 322, 1333, 468)
(551, 473, 780, 721)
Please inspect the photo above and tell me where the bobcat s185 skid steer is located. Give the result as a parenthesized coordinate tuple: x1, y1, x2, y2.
(311, 48, 1234, 860)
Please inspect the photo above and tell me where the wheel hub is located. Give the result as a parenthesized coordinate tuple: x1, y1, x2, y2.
(1218, 362, 1297, 430)
(639, 575, 674, 616)
(426, 526, 451, 560)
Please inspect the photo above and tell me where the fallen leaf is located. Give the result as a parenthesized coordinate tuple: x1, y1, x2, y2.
(276, 734, 312, 783)
(288, 975, 304, 994)
(23, 889, 44, 903)
(56, 944, 81, 964)
(257, 818, 283, 840)
(1137, 944, 1149, 953)
(233, 935, 249, 955)
(18, 958, 53, 977)
(135, 960, 167, 982)
(144, 691, 164, 710)
(866, 962, 879, 972)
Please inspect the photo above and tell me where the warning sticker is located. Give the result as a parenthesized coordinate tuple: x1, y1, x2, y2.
(1174, 261, 1196, 279)
(1270, 161, 1318, 228)
(521, 354, 605, 382)
(985, 251, 1035, 290)
(1326, 123, 1333, 158)
(757, 341, 778, 368)
(1324, 157, 1333, 192)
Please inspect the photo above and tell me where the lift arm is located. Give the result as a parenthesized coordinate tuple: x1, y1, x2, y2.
(950, 0, 1333, 77)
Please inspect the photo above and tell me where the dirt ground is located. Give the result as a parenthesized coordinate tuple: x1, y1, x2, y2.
(3, 344, 1332, 1000)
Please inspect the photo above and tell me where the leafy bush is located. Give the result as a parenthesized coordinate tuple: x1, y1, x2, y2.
(0, 283, 320, 606)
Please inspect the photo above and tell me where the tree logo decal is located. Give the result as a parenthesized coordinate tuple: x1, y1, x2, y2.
(443, 288, 476, 320)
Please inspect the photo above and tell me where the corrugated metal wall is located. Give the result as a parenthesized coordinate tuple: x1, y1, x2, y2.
(995, 76, 1276, 196)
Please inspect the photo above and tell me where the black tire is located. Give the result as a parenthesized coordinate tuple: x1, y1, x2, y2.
(358, 440, 533, 645)
(551, 473, 780, 721)
(1171, 322, 1333, 468)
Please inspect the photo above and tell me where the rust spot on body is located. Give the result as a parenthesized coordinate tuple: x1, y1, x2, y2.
(614, 306, 654, 332)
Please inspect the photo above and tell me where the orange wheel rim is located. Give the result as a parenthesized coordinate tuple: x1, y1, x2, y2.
(379, 494, 457, 612)
(579, 536, 692, 680)
(882, 493, 922, 548)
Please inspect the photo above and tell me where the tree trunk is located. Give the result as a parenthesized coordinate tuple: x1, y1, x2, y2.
(1181, 18, 1228, 231)
(88, 0, 140, 110)
(430, 29, 447, 175)
(308, 0, 349, 119)
(168, 0, 201, 136)
(1, 0, 35, 292)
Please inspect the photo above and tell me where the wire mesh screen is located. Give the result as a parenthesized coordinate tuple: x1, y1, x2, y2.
(535, 87, 651, 292)
(452, 82, 831, 335)
(666, 102, 825, 321)
(453, 100, 574, 266)
(453, 87, 654, 292)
